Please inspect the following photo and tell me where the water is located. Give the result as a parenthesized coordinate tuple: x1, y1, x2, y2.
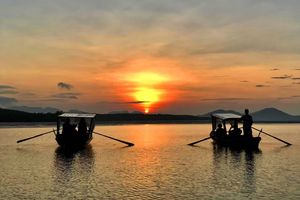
(0, 124, 299, 199)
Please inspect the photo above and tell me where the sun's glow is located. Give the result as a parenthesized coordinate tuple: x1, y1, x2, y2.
(135, 87, 162, 102)
(145, 109, 149, 113)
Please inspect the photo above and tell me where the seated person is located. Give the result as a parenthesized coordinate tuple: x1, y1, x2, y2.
(215, 124, 227, 138)
(229, 123, 242, 137)
(78, 118, 87, 135)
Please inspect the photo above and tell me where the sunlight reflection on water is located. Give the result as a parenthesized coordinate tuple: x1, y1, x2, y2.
(0, 124, 300, 199)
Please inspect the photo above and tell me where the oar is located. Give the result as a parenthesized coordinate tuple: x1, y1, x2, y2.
(252, 127, 292, 145)
(93, 131, 134, 146)
(188, 137, 211, 146)
(17, 130, 56, 143)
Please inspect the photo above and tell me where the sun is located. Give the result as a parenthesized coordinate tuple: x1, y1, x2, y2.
(145, 109, 149, 114)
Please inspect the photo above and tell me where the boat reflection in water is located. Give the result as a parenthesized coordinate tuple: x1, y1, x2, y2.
(52, 145, 95, 197)
(212, 144, 262, 199)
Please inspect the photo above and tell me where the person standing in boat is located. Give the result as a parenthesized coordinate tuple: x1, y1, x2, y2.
(239, 109, 253, 138)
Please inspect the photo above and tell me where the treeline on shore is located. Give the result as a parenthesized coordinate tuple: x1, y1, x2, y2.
(0, 108, 210, 122)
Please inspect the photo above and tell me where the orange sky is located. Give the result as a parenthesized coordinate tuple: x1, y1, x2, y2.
(1, 1, 300, 115)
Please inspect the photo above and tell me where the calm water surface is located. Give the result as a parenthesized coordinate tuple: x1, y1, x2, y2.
(0, 124, 299, 199)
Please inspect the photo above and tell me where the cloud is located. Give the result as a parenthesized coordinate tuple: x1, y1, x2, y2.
(270, 68, 279, 71)
(57, 82, 73, 90)
(293, 82, 300, 84)
(0, 85, 15, 89)
(0, 96, 18, 107)
(51, 93, 81, 99)
(291, 95, 300, 98)
(201, 98, 251, 101)
(292, 77, 300, 80)
(294, 69, 300, 70)
(240, 81, 248, 82)
(271, 75, 292, 79)
(0, 90, 18, 94)
(98, 101, 151, 104)
(256, 85, 269, 87)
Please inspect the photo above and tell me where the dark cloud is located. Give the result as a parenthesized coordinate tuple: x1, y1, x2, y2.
(291, 95, 300, 98)
(0, 90, 18, 94)
(271, 75, 292, 79)
(57, 82, 73, 90)
(51, 93, 81, 99)
(293, 82, 300, 84)
(294, 69, 300, 70)
(0, 85, 15, 89)
(201, 98, 251, 101)
(256, 85, 269, 87)
(0, 96, 18, 107)
(98, 101, 151, 104)
(270, 68, 279, 71)
(292, 77, 300, 80)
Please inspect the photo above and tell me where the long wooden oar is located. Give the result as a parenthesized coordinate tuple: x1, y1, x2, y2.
(188, 137, 211, 146)
(17, 130, 56, 143)
(252, 127, 291, 145)
(93, 131, 134, 146)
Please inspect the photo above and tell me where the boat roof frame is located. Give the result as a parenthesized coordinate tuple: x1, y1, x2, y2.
(211, 113, 242, 121)
(58, 113, 97, 118)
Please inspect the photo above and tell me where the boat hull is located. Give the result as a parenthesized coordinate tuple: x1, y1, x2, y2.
(55, 134, 93, 150)
(210, 133, 261, 150)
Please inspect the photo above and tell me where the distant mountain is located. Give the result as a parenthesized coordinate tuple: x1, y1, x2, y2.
(199, 108, 300, 122)
(198, 109, 242, 117)
(107, 110, 145, 114)
(131, 111, 144, 114)
(68, 109, 87, 114)
(7, 106, 60, 114)
(251, 108, 300, 122)
(107, 110, 130, 114)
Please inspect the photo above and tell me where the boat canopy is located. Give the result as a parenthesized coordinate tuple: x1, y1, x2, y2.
(211, 113, 241, 121)
(58, 113, 96, 118)
(57, 113, 97, 135)
(211, 113, 242, 131)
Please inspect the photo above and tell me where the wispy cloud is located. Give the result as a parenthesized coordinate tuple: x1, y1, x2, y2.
(51, 93, 81, 99)
(201, 98, 251, 101)
(292, 77, 300, 80)
(57, 82, 73, 90)
(0, 90, 18, 94)
(271, 75, 292, 79)
(270, 68, 279, 71)
(98, 101, 151, 104)
(256, 85, 269, 87)
(0, 85, 15, 89)
(293, 82, 300, 84)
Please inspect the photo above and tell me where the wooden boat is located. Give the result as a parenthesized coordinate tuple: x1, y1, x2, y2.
(209, 113, 261, 150)
(55, 113, 96, 150)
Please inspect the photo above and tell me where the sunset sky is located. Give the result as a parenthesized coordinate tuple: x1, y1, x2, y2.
(1, 0, 300, 115)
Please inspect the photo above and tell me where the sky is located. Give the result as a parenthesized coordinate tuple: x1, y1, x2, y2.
(1, 0, 300, 115)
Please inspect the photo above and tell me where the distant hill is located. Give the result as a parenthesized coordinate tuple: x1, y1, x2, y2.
(7, 106, 60, 114)
(107, 110, 144, 114)
(68, 109, 87, 114)
(251, 108, 300, 122)
(198, 109, 242, 117)
(0, 108, 60, 122)
(199, 108, 300, 122)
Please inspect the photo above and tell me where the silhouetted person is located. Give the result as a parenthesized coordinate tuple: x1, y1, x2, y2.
(78, 118, 87, 135)
(215, 124, 227, 138)
(239, 109, 253, 138)
(229, 123, 242, 137)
